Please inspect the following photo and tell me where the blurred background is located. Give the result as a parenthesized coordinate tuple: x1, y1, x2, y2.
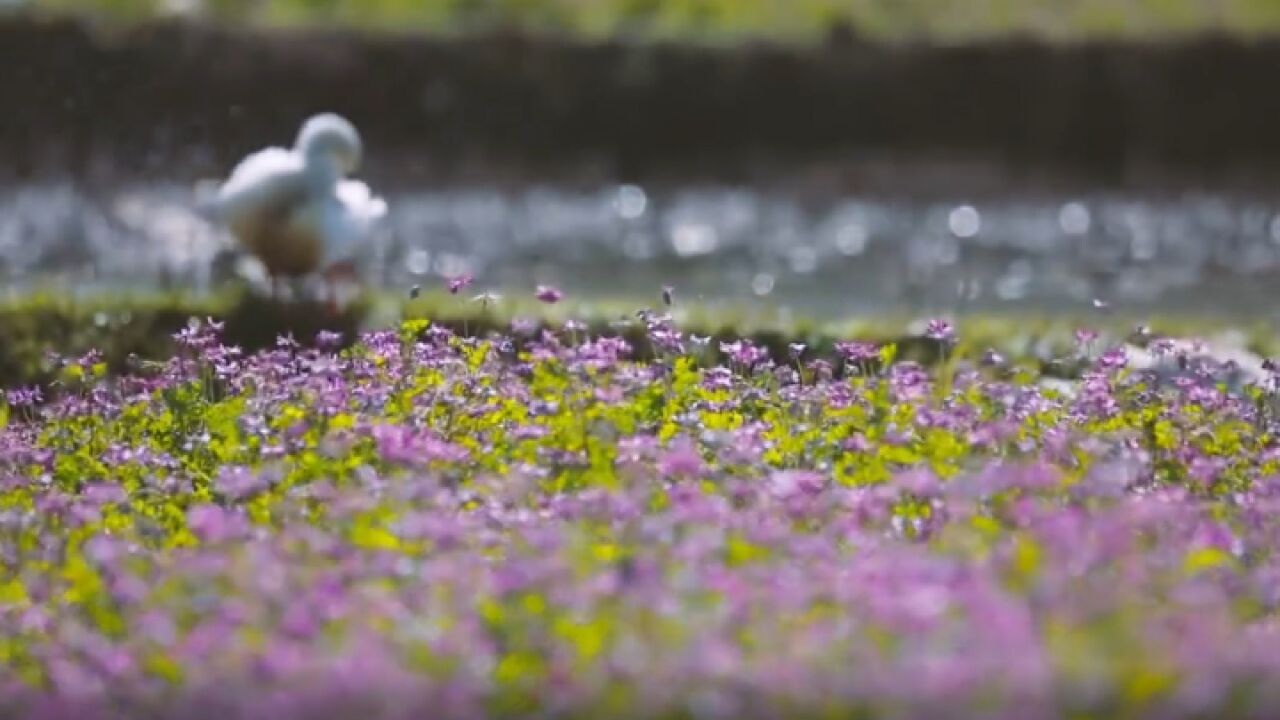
(15, 0, 1280, 41)
(3, 0, 1280, 320)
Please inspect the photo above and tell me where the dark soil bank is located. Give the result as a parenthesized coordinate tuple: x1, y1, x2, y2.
(3, 17, 1280, 191)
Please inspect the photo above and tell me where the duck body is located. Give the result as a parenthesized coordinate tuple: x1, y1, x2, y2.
(204, 114, 387, 288)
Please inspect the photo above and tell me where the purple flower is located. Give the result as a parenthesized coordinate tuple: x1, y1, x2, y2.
(835, 341, 879, 363)
(214, 465, 274, 500)
(649, 327, 685, 355)
(807, 359, 834, 381)
(893, 468, 942, 497)
(981, 348, 1006, 367)
(510, 317, 539, 336)
(4, 386, 42, 407)
(535, 285, 563, 304)
(1074, 327, 1100, 347)
(446, 273, 474, 294)
(843, 433, 872, 452)
(658, 438, 704, 478)
(719, 340, 768, 368)
(1188, 455, 1227, 487)
(617, 434, 660, 463)
(372, 424, 469, 465)
(187, 504, 239, 543)
(315, 330, 343, 349)
(924, 319, 955, 342)
(1096, 348, 1128, 371)
(769, 470, 826, 499)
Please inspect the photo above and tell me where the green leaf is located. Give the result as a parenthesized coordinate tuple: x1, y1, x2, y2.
(878, 343, 898, 366)
(1184, 546, 1232, 574)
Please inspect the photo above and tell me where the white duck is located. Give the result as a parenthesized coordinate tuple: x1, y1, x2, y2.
(202, 112, 387, 304)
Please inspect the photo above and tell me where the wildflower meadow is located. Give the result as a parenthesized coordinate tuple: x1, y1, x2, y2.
(3, 306, 1280, 719)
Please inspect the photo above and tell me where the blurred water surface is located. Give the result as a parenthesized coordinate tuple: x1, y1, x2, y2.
(2, 181, 1279, 320)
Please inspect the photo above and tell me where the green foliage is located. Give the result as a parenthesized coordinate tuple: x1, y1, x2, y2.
(2, 288, 1277, 392)
(18, 0, 1280, 42)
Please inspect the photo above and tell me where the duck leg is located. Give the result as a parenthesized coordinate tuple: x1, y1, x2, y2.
(315, 270, 338, 317)
(320, 274, 333, 314)
(321, 262, 357, 318)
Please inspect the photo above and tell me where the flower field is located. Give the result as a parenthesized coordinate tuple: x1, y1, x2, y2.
(3, 310, 1280, 719)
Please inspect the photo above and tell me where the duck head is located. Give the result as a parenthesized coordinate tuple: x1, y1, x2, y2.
(295, 113, 363, 180)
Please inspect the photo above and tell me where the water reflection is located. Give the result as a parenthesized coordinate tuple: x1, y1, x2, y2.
(1, 181, 1280, 319)
(948, 205, 981, 239)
